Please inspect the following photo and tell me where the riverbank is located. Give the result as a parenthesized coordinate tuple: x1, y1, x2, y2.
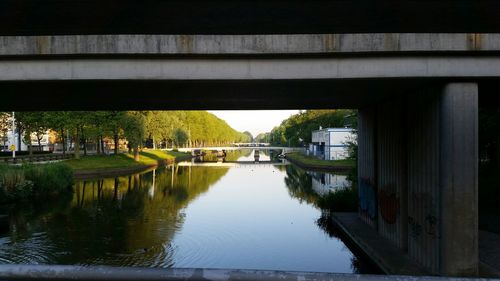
(66, 150, 192, 179)
(285, 152, 355, 171)
(0, 163, 73, 204)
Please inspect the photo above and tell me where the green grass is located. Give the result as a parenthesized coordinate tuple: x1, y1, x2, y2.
(0, 163, 73, 203)
(65, 150, 191, 171)
(286, 152, 355, 168)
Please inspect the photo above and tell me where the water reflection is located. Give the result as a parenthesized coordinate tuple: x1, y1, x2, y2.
(0, 149, 378, 273)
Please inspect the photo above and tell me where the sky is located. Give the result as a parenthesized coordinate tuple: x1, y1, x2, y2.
(208, 110, 299, 137)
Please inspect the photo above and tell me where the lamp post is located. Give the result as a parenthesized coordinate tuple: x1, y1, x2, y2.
(11, 111, 15, 159)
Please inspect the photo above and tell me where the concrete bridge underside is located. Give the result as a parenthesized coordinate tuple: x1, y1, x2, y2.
(0, 33, 498, 276)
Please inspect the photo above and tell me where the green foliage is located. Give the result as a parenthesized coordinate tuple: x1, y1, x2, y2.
(0, 163, 73, 203)
(0, 165, 33, 202)
(140, 111, 251, 147)
(268, 109, 356, 146)
(65, 150, 191, 171)
(316, 186, 358, 212)
(7, 110, 249, 157)
(22, 164, 74, 195)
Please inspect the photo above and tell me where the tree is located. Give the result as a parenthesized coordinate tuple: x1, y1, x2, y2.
(173, 128, 189, 147)
(121, 112, 145, 161)
(16, 112, 49, 155)
(242, 131, 253, 143)
(267, 110, 355, 146)
(0, 112, 11, 149)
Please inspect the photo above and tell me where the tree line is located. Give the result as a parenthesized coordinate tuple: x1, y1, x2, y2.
(0, 111, 252, 160)
(254, 110, 356, 146)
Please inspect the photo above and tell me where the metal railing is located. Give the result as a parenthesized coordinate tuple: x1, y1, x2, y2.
(0, 265, 495, 281)
(0, 153, 74, 164)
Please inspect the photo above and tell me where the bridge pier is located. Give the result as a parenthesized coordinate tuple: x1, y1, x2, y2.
(358, 82, 478, 276)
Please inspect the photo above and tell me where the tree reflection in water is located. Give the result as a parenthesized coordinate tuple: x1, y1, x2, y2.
(0, 165, 228, 266)
(281, 164, 381, 274)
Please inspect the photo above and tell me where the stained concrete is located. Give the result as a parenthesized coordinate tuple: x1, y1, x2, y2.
(1, 56, 500, 81)
(332, 213, 430, 276)
(1, 34, 500, 56)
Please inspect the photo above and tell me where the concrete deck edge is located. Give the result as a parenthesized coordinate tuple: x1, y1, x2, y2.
(1, 34, 500, 56)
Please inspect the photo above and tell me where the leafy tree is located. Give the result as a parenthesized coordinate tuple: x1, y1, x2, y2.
(121, 112, 145, 161)
(0, 112, 11, 149)
(268, 110, 355, 146)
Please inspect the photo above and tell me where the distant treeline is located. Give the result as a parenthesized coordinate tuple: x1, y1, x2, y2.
(0, 111, 252, 159)
(254, 110, 356, 147)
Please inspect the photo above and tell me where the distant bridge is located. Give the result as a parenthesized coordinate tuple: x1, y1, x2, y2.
(177, 161, 288, 168)
(176, 147, 304, 154)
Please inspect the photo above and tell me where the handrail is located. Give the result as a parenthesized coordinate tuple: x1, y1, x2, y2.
(0, 265, 493, 281)
(0, 153, 74, 164)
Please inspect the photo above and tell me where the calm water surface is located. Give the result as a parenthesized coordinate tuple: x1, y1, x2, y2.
(0, 149, 378, 273)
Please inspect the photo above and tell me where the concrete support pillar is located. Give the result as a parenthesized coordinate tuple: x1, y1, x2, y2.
(377, 101, 408, 251)
(358, 108, 377, 228)
(406, 82, 478, 276)
(439, 83, 478, 276)
(358, 82, 478, 276)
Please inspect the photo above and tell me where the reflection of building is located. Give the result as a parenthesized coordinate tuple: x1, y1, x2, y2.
(308, 171, 349, 196)
(309, 127, 354, 160)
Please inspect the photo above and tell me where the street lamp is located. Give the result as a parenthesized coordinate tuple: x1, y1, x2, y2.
(11, 111, 15, 159)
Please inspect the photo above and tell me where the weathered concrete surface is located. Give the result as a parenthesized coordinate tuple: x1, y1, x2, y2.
(1, 56, 500, 81)
(0, 264, 495, 281)
(356, 83, 480, 276)
(332, 213, 430, 276)
(439, 83, 479, 276)
(0, 34, 500, 56)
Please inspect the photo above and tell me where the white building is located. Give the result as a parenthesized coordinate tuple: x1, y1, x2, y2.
(1, 129, 52, 152)
(309, 127, 354, 160)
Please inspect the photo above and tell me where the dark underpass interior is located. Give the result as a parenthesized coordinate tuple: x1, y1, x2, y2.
(1, 0, 500, 35)
(1, 78, 499, 111)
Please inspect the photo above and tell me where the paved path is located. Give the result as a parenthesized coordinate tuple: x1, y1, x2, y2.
(332, 213, 429, 276)
(479, 230, 500, 277)
(333, 213, 500, 278)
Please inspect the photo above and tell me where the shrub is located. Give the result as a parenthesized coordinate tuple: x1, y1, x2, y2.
(0, 166, 34, 202)
(23, 163, 74, 196)
(0, 163, 73, 203)
(317, 185, 358, 212)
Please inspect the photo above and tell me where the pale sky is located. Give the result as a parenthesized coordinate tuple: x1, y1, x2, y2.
(208, 110, 300, 137)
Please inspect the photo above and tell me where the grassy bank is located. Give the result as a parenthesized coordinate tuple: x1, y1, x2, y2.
(65, 150, 191, 171)
(0, 163, 73, 203)
(285, 152, 355, 171)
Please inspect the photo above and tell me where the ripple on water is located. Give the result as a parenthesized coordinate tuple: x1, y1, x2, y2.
(171, 217, 257, 268)
(0, 232, 59, 264)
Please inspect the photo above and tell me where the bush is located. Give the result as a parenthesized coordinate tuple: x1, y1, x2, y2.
(0, 166, 33, 202)
(23, 164, 73, 196)
(0, 163, 73, 203)
(317, 185, 358, 212)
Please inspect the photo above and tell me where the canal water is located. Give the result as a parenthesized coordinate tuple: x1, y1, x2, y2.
(0, 149, 378, 273)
